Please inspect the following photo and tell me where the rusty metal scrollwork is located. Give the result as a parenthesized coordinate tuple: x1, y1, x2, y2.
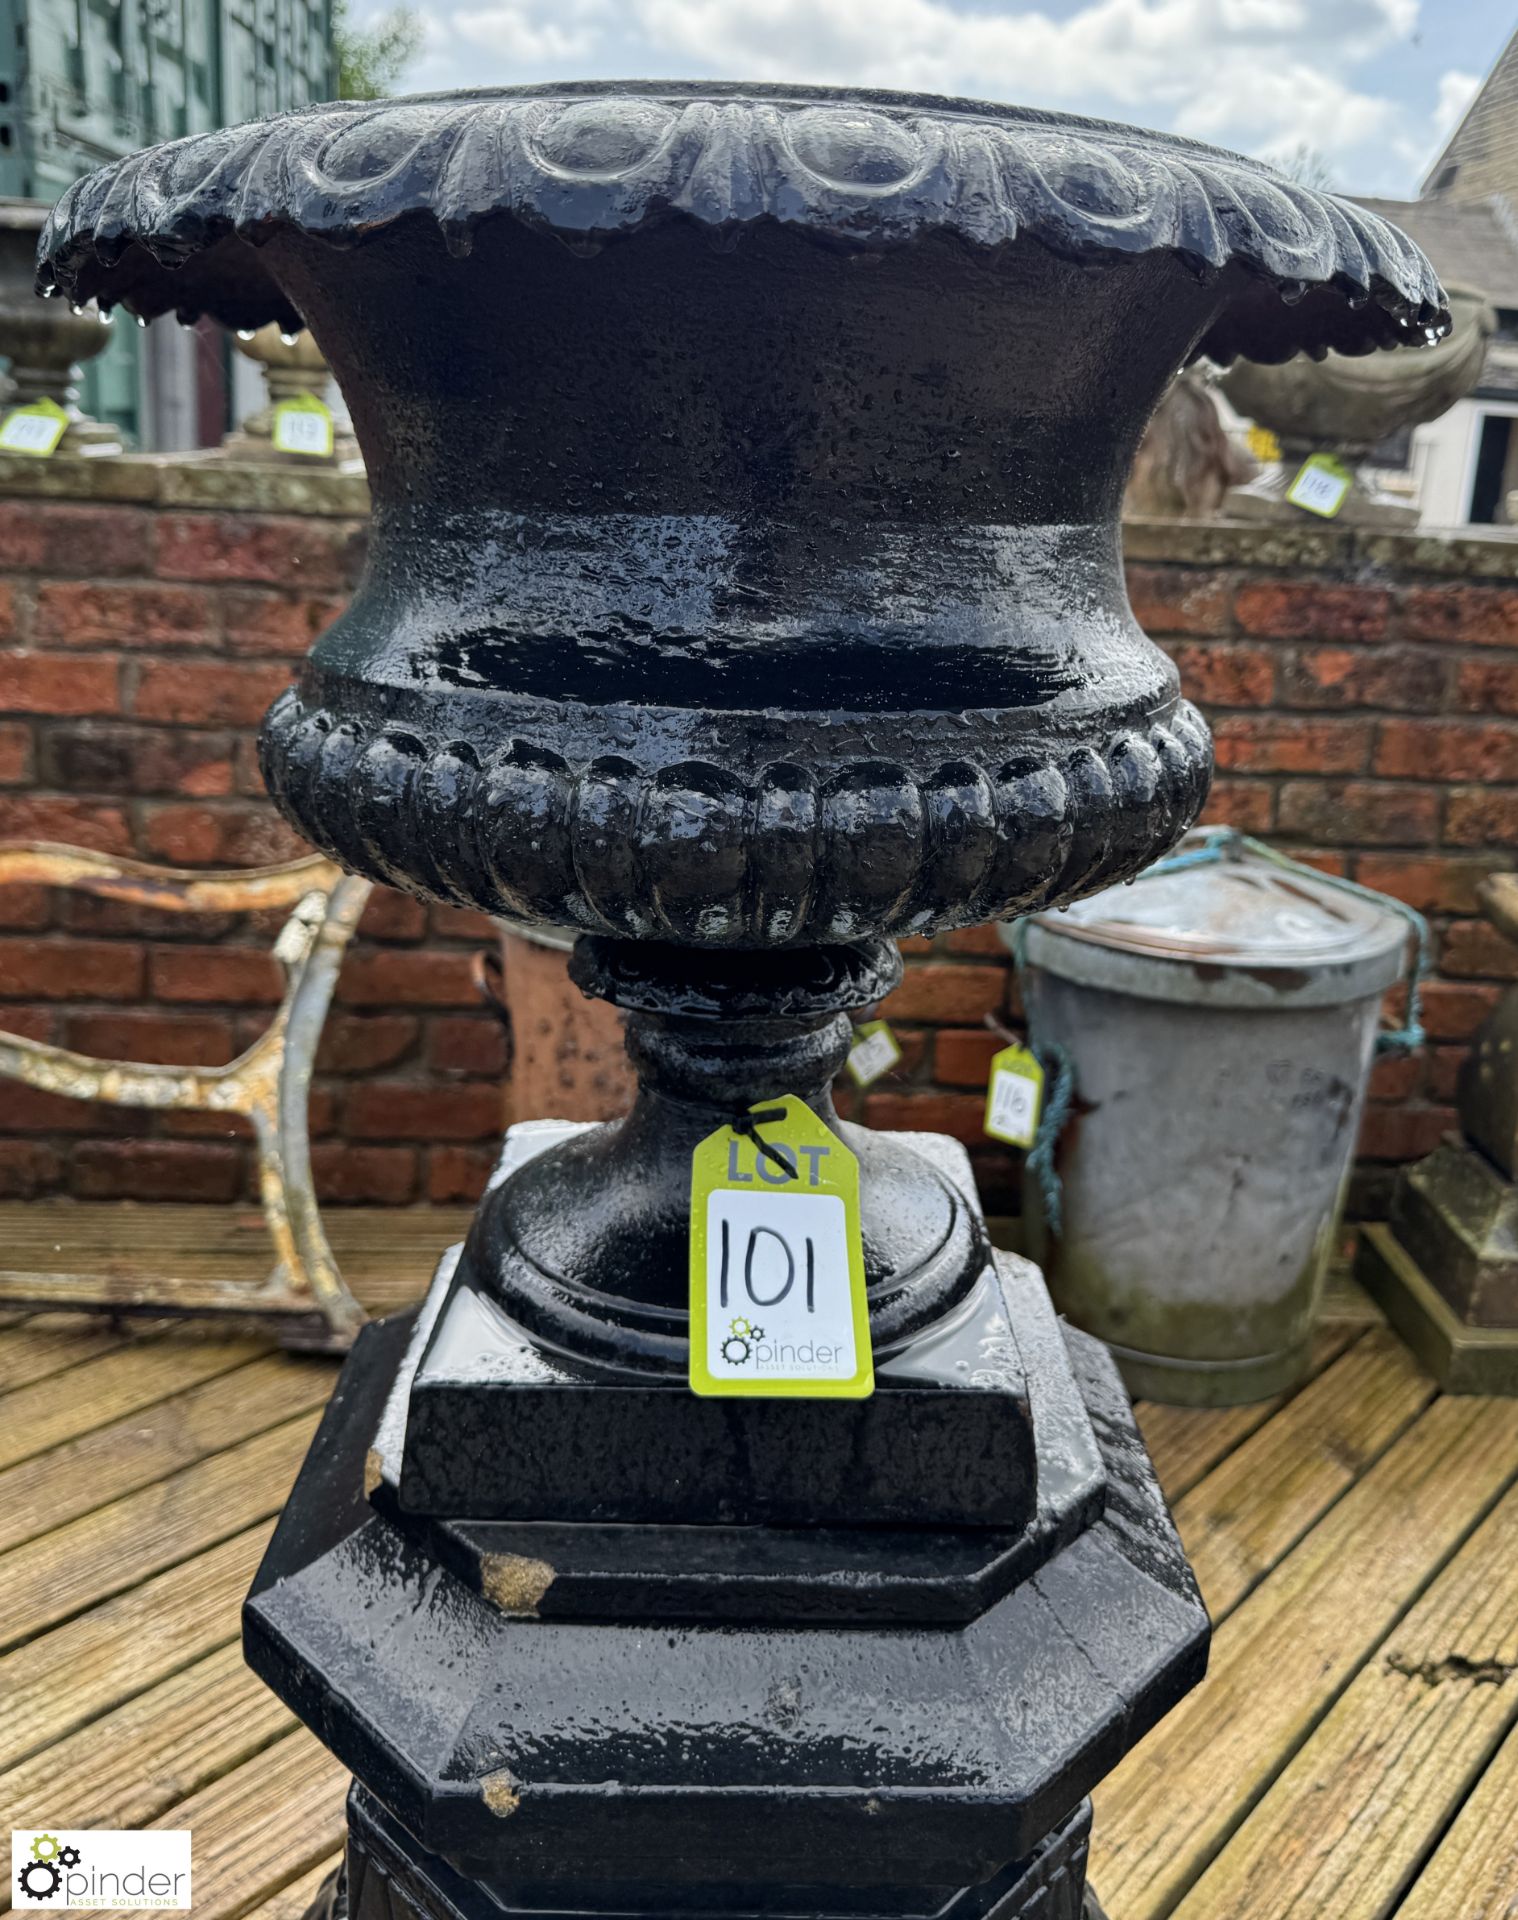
(0, 841, 371, 1350)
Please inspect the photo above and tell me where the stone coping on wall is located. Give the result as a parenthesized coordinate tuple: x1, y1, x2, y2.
(0, 451, 370, 518)
(1123, 513, 1518, 581)
(0, 456, 1516, 577)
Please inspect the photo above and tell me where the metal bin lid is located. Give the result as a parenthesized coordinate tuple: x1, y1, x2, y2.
(1012, 835, 1411, 1011)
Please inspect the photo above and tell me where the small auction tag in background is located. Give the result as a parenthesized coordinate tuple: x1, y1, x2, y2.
(845, 1019, 901, 1088)
(689, 1094, 872, 1399)
(984, 1043, 1044, 1149)
(271, 392, 334, 458)
(0, 398, 68, 458)
(1285, 453, 1352, 519)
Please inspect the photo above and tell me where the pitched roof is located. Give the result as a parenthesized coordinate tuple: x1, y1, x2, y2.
(1423, 25, 1518, 203)
(1352, 194, 1518, 312)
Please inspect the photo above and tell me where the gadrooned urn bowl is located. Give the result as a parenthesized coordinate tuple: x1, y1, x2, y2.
(36, 83, 1447, 952)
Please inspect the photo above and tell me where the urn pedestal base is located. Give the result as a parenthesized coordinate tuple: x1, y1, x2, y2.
(364, 1146, 1107, 1620)
(385, 1115, 1038, 1531)
(450, 937, 990, 1404)
(244, 1126, 1207, 1917)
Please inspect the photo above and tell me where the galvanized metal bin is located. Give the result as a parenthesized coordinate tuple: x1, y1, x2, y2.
(1009, 840, 1409, 1406)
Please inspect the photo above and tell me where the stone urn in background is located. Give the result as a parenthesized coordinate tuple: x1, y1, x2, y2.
(1124, 365, 1256, 519)
(1221, 282, 1492, 526)
(40, 83, 1445, 1920)
(0, 197, 120, 453)
(222, 319, 358, 464)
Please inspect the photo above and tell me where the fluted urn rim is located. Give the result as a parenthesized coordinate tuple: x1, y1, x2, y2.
(36, 79, 1446, 364)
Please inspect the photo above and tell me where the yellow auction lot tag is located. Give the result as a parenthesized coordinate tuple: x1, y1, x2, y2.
(1285, 453, 1352, 519)
(689, 1094, 872, 1400)
(845, 1019, 901, 1088)
(984, 1043, 1045, 1149)
(272, 393, 335, 458)
(0, 397, 68, 457)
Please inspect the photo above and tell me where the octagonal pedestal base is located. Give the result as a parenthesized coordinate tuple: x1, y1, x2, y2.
(245, 1316, 1206, 1891)
(337, 1785, 1101, 1920)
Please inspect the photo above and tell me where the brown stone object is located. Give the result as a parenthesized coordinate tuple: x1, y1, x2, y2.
(495, 925, 633, 1127)
(223, 322, 358, 466)
(1124, 367, 1255, 519)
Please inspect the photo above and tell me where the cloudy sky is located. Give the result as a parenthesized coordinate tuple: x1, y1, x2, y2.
(355, 0, 1512, 199)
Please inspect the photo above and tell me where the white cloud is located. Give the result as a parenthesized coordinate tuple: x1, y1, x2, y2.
(452, 0, 604, 62)
(407, 0, 1429, 191)
(1432, 67, 1480, 142)
(629, 0, 1411, 163)
(1175, 59, 1398, 161)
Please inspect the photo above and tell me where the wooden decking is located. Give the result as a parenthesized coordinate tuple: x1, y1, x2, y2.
(0, 1200, 1515, 1920)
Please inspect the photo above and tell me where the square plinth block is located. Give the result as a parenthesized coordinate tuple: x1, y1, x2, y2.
(1357, 1224, 1518, 1396)
(366, 1246, 1105, 1626)
(389, 1129, 1038, 1530)
(1389, 1142, 1518, 1328)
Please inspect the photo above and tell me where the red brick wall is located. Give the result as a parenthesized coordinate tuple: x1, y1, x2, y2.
(845, 523, 1518, 1217)
(0, 497, 507, 1208)
(2, 498, 1515, 1216)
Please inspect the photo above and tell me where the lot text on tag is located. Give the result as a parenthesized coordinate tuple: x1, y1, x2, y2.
(689, 1094, 872, 1399)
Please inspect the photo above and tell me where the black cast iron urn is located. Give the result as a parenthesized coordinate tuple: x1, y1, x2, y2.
(39, 83, 1444, 1920)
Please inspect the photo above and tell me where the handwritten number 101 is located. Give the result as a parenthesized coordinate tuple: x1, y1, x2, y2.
(718, 1220, 817, 1312)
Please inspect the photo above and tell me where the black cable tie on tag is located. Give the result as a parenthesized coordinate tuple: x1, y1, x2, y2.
(733, 1107, 795, 1180)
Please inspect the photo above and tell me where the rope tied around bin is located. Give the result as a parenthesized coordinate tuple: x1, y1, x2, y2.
(1025, 1038, 1076, 1239)
(1001, 827, 1431, 1237)
(1141, 827, 1431, 1054)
